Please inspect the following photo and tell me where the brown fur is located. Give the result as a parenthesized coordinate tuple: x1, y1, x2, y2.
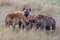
(5, 11, 29, 31)
(5, 13, 16, 27)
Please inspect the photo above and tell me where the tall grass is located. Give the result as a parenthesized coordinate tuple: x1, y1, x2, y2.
(0, 0, 60, 40)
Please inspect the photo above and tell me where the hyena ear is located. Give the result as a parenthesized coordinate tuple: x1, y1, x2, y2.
(23, 8, 25, 11)
(29, 8, 31, 12)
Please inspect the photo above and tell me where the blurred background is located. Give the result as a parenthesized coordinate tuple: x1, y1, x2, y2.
(0, 0, 60, 40)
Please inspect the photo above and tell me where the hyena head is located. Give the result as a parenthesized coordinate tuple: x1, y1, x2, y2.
(23, 7, 31, 18)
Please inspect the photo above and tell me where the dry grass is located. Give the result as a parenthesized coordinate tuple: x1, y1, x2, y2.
(0, 0, 60, 40)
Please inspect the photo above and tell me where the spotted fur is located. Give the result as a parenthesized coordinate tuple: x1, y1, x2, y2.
(5, 11, 29, 31)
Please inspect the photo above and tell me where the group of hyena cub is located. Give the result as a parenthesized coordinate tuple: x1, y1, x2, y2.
(5, 7, 56, 32)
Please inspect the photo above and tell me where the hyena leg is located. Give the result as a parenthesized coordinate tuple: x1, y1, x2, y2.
(5, 22, 10, 27)
(19, 21, 22, 29)
(52, 21, 56, 31)
(52, 24, 56, 31)
(12, 23, 16, 31)
(13, 26, 15, 31)
(40, 26, 44, 30)
(5, 22, 7, 27)
(22, 24, 25, 30)
(45, 26, 50, 31)
(5, 21, 8, 27)
(36, 23, 41, 30)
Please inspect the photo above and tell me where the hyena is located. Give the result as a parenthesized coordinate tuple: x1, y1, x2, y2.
(25, 14, 37, 30)
(5, 11, 29, 31)
(36, 14, 56, 31)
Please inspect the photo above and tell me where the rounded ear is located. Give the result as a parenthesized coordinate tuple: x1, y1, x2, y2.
(23, 8, 25, 11)
(29, 8, 31, 12)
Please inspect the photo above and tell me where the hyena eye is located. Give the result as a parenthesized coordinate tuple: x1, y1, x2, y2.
(23, 8, 25, 11)
(29, 8, 31, 12)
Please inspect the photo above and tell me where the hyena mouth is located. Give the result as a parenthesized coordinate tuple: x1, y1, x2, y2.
(24, 12, 29, 18)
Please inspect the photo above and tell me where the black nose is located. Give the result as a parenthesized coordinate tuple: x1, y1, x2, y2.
(24, 12, 29, 18)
